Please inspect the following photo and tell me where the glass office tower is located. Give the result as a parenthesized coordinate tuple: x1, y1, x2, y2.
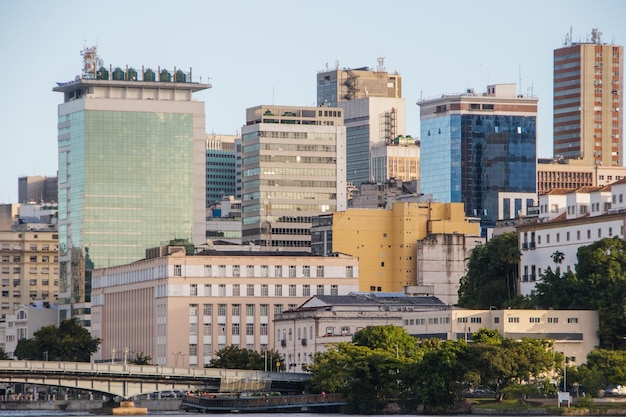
(54, 49, 210, 324)
(419, 84, 537, 233)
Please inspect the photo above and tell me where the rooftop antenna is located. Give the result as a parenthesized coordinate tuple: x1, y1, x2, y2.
(377, 56, 385, 72)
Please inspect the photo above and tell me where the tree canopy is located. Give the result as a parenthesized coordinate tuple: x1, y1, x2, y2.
(457, 232, 520, 309)
(14, 317, 101, 362)
(534, 237, 626, 348)
(305, 325, 559, 413)
(207, 345, 283, 371)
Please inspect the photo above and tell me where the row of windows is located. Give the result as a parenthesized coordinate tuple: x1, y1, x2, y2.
(1, 255, 57, 263)
(178, 264, 354, 278)
(523, 226, 622, 247)
(507, 316, 578, 324)
(199, 303, 294, 317)
(1, 243, 56, 251)
(187, 283, 340, 297)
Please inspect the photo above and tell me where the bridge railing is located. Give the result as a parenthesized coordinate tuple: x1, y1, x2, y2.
(0, 360, 310, 382)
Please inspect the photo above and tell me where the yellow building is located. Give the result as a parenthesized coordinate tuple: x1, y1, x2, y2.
(327, 202, 480, 293)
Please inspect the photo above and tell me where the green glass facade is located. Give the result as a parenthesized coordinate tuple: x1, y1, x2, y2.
(59, 110, 195, 269)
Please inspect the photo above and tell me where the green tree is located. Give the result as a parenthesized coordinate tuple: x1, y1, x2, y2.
(14, 318, 100, 362)
(458, 232, 520, 309)
(305, 342, 403, 413)
(352, 325, 418, 357)
(405, 340, 468, 412)
(575, 238, 626, 348)
(0, 348, 9, 360)
(130, 352, 152, 365)
(208, 345, 278, 370)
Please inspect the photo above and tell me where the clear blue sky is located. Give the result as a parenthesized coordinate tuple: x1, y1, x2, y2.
(1, 0, 624, 203)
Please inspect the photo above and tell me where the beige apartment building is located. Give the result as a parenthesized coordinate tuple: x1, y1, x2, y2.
(0, 230, 59, 318)
(90, 242, 359, 367)
(275, 295, 599, 370)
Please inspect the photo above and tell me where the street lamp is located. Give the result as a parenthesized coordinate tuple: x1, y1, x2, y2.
(111, 348, 116, 364)
(123, 347, 129, 367)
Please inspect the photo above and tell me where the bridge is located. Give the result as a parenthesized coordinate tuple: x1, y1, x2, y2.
(0, 360, 309, 399)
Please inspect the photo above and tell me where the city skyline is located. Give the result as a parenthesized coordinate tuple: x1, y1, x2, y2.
(1, 0, 625, 202)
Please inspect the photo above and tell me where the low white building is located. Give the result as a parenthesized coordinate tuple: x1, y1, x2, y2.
(274, 293, 447, 371)
(275, 294, 598, 370)
(518, 182, 626, 296)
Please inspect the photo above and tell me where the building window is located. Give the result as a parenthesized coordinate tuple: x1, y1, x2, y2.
(232, 265, 240, 277)
(174, 265, 182, 276)
(289, 284, 296, 296)
(246, 323, 254, 335)
(190, 284, 197, 296)
(261, 265, 269, 277)
(189, 304, 198, 316)
(189, 323, 198, 335)
(218, 265, 226, 275)
(232, 284, 240, 297)
(246, 265, 254, 276)
(204, 284, 212, 296)
(316, 285, 324, 295)
(529, 317, 540, 323)
(203, 304, 212, 316)
(218, 304, 226, 316)
(218, 324, 226, 335)
(289, 265, 296, 278)
(261, 284, 268, 296)
(274, 265, 282, 277)
(246, 304, 254, 316)
(567, 317, 579, 324)
(326, 327, 334, 336)
(232, 323, 240, 335)
(587, 229, 591, 239)
(260, 323, 268, 335)
(203, 323, 212, 335)
(317, 266, 324, 277)
(303, 266, 310, 277)
(218, 284, 226, 296)
(247, 284, 254, 296)
(260, 304, 268, 316)
(346, 265, 353, 278)
(548, 317, 558, 323)
(275, 285, 282, 296)
(507, 316, 519, 323)
(341, 326, 350, 336)
(331, 285, 338, 295)
(303, 285, 310, 297)
(274, 304, 283, 314)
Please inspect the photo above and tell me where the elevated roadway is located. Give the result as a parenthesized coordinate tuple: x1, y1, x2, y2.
(0, 360, 309, 399)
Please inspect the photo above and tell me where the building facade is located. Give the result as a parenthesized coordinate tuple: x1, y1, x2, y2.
(537, 159, 626, 194)
(370, 136, 420, 183)
(274, 293, 445, 372)
(517, 181, 626, 296)
(90, 243, 359, 367)
(53, 47, 210, 325)
(419, 84, 538, 233)
(0, 230, 58, 318)
(317, 64, 406, 186)
(275, 295, 598, 370)
(206, 134, 238, 207)
(553, 28, 623, 165)
(18, 176, 58, 204)
(311, 201, 481, 294)
(240, 105, 347, 250)
(0, 302, 58, 358)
